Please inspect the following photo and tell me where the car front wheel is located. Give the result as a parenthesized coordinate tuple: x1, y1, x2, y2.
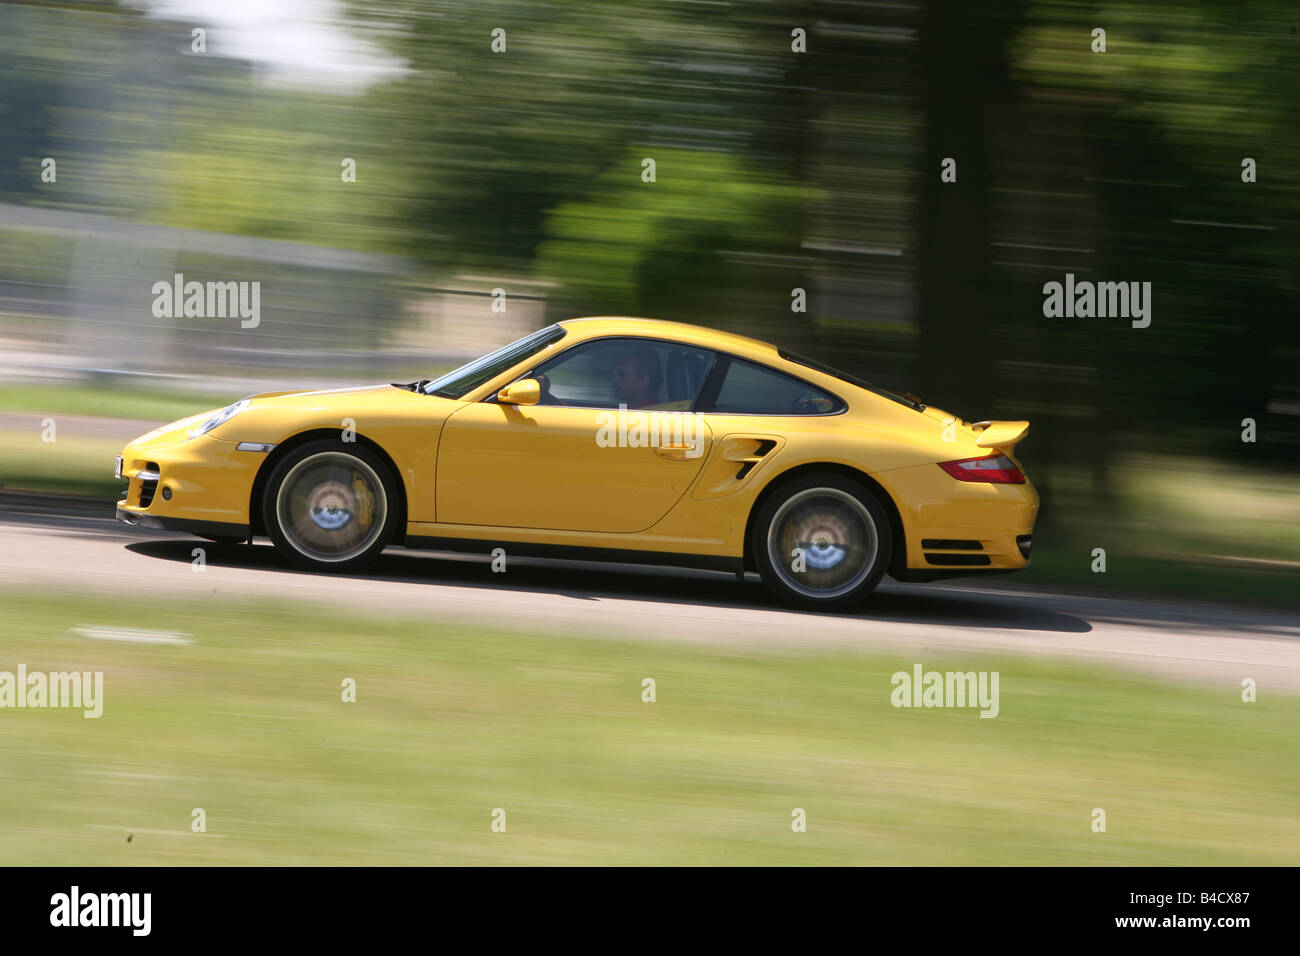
(752, 474, 892, 610)
(262, 440, 398, 571)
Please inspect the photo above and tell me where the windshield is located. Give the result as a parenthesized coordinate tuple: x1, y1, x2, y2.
(777, 348, 926, 411)
(422, 324, 567, 398)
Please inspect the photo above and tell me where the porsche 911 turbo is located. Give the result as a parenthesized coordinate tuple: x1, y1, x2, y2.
(114, 317, 1038, 609)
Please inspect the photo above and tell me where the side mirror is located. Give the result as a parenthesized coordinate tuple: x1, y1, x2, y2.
(497, 378, 541, 406)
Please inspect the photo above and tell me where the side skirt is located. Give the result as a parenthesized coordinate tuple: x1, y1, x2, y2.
(404, 535, 743, 575)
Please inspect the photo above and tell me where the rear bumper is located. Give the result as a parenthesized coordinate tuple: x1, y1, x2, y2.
(873, 462, 1039, 573)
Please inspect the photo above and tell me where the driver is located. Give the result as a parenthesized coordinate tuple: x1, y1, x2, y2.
(613, 347, 662, 409)
(534, 346, 664, 408)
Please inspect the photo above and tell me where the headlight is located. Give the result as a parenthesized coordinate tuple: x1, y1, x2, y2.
(188, 399, 250, 439)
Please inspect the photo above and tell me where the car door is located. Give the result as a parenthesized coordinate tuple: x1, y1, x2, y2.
(435, 337, 716, 533)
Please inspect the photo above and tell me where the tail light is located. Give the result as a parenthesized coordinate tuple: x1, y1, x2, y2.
(937, 454, 1025, 484)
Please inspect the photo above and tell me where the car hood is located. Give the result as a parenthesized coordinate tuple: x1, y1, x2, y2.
(126, 384, 441, 452)
(125, 410, 219, 449)
(205, 382, 455, 444)
(245, 383, 395, 404)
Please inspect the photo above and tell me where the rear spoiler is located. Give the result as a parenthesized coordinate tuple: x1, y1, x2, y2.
(972, 420, 1029, 451)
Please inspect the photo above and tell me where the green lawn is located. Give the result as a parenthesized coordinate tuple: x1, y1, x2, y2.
(0, 428, 124, 498)
(1039, 452, 1300, 565)
(1021, 451, 1300, 609)
(1019, 550, 1300, 610)
(0, 384, 232, 425)
(0, 383, 225, 498)
(0, 589, 1295, 865)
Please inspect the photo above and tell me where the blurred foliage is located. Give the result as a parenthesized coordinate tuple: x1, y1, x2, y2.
(535, 149, 816, 329)
(991, 0, 1300, 504)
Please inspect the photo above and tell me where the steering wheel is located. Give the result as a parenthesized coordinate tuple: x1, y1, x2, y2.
(534, 372, 567, 407)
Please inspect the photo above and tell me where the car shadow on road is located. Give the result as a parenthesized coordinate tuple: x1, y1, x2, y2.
(126, 537, 1093, 634)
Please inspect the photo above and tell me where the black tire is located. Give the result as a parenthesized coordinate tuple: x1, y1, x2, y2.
(261, 439, 399, 572)
(751, 473, 892, 610)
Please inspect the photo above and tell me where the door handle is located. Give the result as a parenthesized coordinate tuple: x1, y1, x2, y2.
(653, 442, 703, 461)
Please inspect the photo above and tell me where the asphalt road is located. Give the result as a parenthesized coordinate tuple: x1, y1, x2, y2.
(2, 499, 1298, 690)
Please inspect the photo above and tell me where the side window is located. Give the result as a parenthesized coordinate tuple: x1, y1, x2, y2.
(709, 357, 842, 415)
(529, 338, 715, 410)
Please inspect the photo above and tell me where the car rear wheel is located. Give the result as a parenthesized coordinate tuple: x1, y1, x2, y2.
(262, 440, 398, 571)
(752, 474, 892, 610)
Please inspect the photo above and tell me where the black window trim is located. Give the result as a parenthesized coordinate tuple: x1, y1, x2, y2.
(693, 353, 729, 414)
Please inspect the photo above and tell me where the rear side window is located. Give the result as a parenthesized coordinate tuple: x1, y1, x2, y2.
(707, 357, 843, 415)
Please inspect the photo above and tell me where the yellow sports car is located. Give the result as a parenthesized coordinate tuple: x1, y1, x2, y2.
(114, 317, 1038, 608)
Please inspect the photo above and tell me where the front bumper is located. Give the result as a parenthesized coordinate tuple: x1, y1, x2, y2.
(116, 432, 259, 529)
(115, 503, 248, 540)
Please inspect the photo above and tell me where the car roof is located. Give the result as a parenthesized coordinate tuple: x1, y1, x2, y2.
(557, 316, 781, 363)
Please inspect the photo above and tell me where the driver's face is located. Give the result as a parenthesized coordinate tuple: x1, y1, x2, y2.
(614, 358, 650, 403)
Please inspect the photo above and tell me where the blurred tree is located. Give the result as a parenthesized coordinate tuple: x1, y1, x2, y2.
(535, 149, 812, 330)
(1010, 1, 1300, 475)
(915, 0, 1030, 416)
(372, 0, 830, 343)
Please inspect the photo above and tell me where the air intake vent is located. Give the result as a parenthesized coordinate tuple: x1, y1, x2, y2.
(735, 439, 777, 479)
(1017, 534, 1032, 559)
(924, 553, 991, 566)
(137, 463, 160, 508)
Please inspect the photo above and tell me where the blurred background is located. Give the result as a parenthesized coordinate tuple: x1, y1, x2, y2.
(1, 0, 1297, 601)
(2, 0, 1299, 870)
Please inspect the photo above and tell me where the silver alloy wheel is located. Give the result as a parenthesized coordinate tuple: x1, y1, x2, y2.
(766, 486, 878, 600)
(275, 451, 388, 563)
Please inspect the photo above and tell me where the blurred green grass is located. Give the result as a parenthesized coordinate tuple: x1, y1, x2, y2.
(0, 589, 1295, 865)
(1023, 451, 1300, 608)
(1020, 551, 1300, 610)
(0, 428, 124, 498)
(0, 384, 232, 498)
(1040, 452, 1300, 564)
(0, 384, 231, 423)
